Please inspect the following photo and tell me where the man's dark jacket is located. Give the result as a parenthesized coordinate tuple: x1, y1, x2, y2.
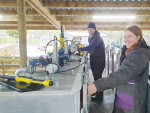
(78, 30, 105, 75)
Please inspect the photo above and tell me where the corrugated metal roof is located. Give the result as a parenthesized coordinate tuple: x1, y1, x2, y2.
(48, 0, 147, 1)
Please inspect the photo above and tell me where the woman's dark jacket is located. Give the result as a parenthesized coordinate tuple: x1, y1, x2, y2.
(94, 40, 150, 113)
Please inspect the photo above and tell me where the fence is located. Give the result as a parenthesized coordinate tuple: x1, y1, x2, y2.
(0, 56, 38, 75)
(0, 44, 19, 56)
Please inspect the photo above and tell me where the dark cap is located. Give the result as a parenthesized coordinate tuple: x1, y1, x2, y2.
(87, 22, 96, 30)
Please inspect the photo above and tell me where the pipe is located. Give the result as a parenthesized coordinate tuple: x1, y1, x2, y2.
(15, 67, 27, 77)
(15, 64, 59, 77)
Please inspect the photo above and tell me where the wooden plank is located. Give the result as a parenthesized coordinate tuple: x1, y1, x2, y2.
(0, 64, 20, 68)
(0, 56, 38, 59)
(0, 26, 57, 30)
(17, 0, 27, 67)
(0, 59, 20, 62)
(0, 1, 31, 8)
(0, 15, 47, 21)
(26, 21, 52, 26)
(0, 21, 18, 25)
(61, 22, 150, 27)
(26, 0, 61, 30)
(57, 16, 150, 22)
(0, 44, 18, 56)
(0, 25, 150, 31)
(0, 9, 40, 15)
(26, 10, 40, 15)
(0, 9, 17, 15)
(0, 26, 18, 30)
(2, 21, 150, 27)
(27, 26, 57, 30)
(65, 26, 150, 31)
(0, 1, 17, 7)
(0, 21, 52, 26)
(51, 9, 150, 16)
(0, 70, 17, 74)
(42, 1, 150, 8)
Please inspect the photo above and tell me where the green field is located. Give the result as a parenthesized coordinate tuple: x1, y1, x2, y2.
(0, 37, 15, 43)
(0, 37, 40, 45)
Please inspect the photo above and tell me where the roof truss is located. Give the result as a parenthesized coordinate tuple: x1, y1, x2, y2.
(0, 0, 150, 31)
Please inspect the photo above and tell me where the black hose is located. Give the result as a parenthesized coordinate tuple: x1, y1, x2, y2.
(44, 36, 65, 61)
(58, 58, 89, 73)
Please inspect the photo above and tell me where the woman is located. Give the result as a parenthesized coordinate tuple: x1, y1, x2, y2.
(88, 25, 150, 113)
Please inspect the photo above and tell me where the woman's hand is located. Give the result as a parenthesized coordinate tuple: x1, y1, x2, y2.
(88, 83, 97, 95)
(71, 48, 77, 53)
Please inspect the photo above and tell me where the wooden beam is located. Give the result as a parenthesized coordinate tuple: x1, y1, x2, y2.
(51, 9, 150, 16)
(0, 1, 31, 8)
(0, 64, 20, 68)
(0, 70, 18, 74)
(65, 26, 150, 31)
(0, 26, 57, 30)
(26, 0, 60, 30)
(1, 21, 150, 28)
(0, 9, 40, 15)
(42, 1, 150, 8)
(2, 21, 150, 27)
(0, 21, 52, 26)
(0, 9, 17, 15)
(0, 1, 16, 7)
(26, 21, 52, 26)
(0, 25, 149, 31)
(0, 26, 18, 30)
(26, 10, 40, 15)
(0, 21, 18, 25)
(61, 22, 150, 27)
(0, 16, 47, 21)
(27, 26, 57, 30)
(57, 16, 150, 22)
(17, 0, 27, 67)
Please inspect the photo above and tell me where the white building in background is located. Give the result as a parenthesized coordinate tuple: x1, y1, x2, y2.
(65, 32, 108, 47)
(0, 30, 9, 37)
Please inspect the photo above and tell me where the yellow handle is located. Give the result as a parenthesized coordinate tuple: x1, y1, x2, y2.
(15, 77, 33, 84)
(32, 80, 51, 87)
(15, 77, 53, 86)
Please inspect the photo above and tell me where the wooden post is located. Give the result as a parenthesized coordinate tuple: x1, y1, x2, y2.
(2, 61, 5, 74)
(5, 49, 8, 56)
(17, 0, 27, 68)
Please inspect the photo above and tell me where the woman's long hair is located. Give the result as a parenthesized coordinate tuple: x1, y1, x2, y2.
(125, 25, 143, 56)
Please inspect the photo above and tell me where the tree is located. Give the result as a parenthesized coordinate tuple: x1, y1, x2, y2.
(28, 30, 60, 40)
(6, 30, 19, 44)
(101, 31, 124, 45)
(6, 30, 28, 44)
(101, 30, 150, 46)
(6, 30, 19, 38)
(143, 31, 150, 45)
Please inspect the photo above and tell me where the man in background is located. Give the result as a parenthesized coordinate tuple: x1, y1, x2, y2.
(71, 22, 105, 101)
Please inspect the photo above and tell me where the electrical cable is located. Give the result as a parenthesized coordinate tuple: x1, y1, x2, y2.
(58, 61, 86, 73)
(44, 37, 90, 73)
(44, 36, 64, 61)
(58, 57, 89, 73)
(63, 40, 78, 49)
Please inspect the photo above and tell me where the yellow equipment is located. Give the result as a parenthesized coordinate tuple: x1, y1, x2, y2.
(77, 44, 85, 56)
(0, 75, 54, 87)
(60, 25, 65, 49)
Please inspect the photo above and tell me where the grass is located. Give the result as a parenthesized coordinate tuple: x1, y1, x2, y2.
(0, 37, 15, 43)
(0, 37, 40, 45)
(27, 39, 40, 45)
